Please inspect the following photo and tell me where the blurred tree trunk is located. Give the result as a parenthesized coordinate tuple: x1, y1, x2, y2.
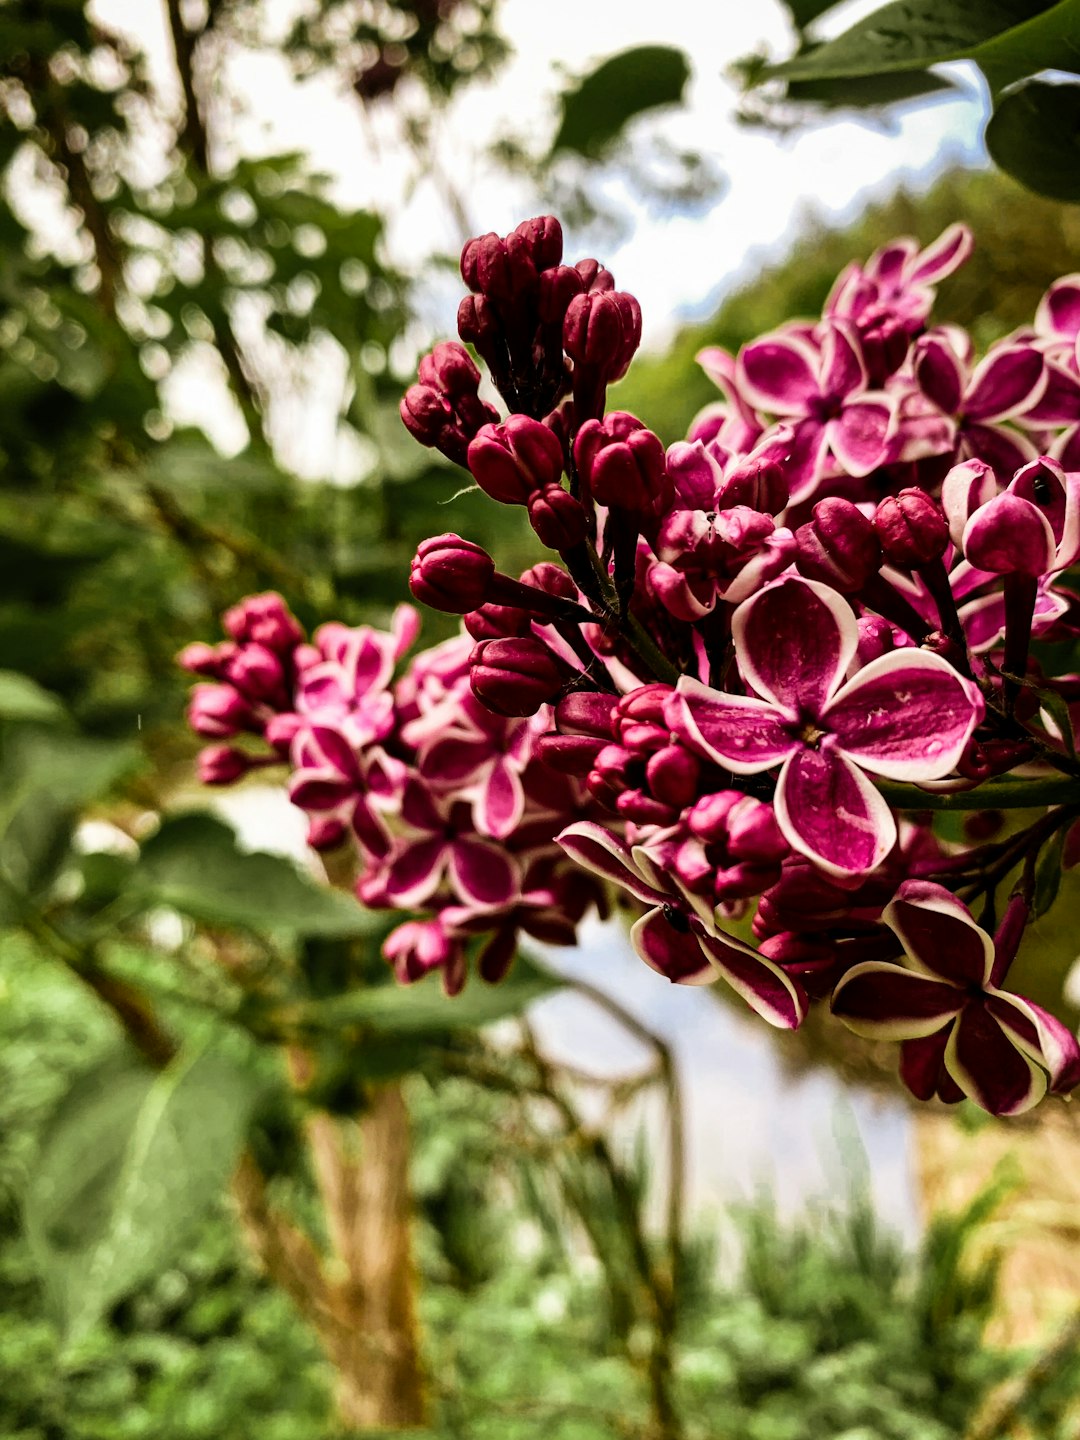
(308, 1083, 425, 1430)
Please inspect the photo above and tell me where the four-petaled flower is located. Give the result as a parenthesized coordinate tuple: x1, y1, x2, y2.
(831, 881, 1080, 1116)
(671, 576, 984, 877)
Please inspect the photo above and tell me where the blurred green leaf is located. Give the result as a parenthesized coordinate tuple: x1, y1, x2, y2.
(0, 792, 73, 902)
(25, 1042, 258, 1343)
(0, 672, 67, 724)
(986, 79, 1080, 201)
(133, 812, 377, 938)
(766, 0, 1056, 81)
(0, 729, 139, 828)
(779, 0, 848, 28)
(974, 0, 1080, 95)
(552, 46, 691, 159)
(786, 68, 958, 109)
(308, 953, 563, 1034)
(1033, 828, 1068, 917)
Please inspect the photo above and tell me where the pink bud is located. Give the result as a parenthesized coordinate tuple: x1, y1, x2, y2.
(383, 919, 453, 984)
(463, 601, 531, 641)
(856, 615, 896, 666)
(555, 691, 618, 737)
(527, 483, 587, 549)
(224, 643, 285, 701)
(177, 642, 226, 678)
(418, 340, 481, 398)
(306, 816, 348, 852)
(265, 712, 304, 753)
(187, 683, 255, 738)
(197, 744, 253, 785)
(467, 416, 564, 504)
(223, 593, 303, 651)
(537, 264, 586, 324)
(720, 456, 789, 514)
(873, 489, 949, 567)
(512, 215, 563, 271)
(563, 290, 641, 380)
(941, 459, 997, 549)
(470, 637, 567, 716)
(520, 561, 577, 601)
(795, 498, 881, 593)
(645, 745, 700, 808)
(962, 492, 1056, 576)
(536, 731, 606, 775)
(574, 413, 666, 515)
(410, 533, 496, 613)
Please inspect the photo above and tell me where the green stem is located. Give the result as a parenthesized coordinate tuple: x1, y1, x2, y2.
(878, 776, 1080, 811)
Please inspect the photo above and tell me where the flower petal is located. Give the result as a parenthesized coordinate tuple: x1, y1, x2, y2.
(738, 331, 821, 414)
(823, 649, 983, 781)
(829, 398, 892, 476)
(733, 576, 859, 719)
(945, 1002, 1046, 1116)
(899, 1030, 963, 1103)
(449, 838, 520, 910)
(671, 677, 796, 773)
(915, 333, 966, 414)
(698, 930, 808, 1029)
(907, 224, 973, 287)
(383, 836, 448, 908)
(776, 417, 831, 503)
(882, 880, 994, 986)
(959, 421, 1038, 480)
(831, 961, 963, 1039)
(986, 992, 1080, 1094)
(964, 344, 1046, 423)
(556, 821, 668, 906)
(630, 908, 717, 985)
(774, 747, 896, 877)
(1036, 274, 1080, 342)
(819, 321, 866, 401)
(475, 759, 524, 840)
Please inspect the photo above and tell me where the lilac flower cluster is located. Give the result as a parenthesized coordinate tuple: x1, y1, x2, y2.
(182, 217, 1080, 1116)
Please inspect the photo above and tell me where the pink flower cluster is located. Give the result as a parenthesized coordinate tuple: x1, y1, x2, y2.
(182, 217, 1080, 1116)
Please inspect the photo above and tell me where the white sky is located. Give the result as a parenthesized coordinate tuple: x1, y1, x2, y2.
(85, 0, 987, 471)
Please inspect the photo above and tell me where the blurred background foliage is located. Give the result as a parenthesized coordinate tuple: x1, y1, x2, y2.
(3, 0, 1080, 1435)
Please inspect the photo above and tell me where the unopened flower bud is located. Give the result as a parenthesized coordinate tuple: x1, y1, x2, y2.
(646, 745, 700, 808)
(463, 602, 531, 641)
(197, 744, 253, 786)
(520, 561, 577, 602)
(177, 642, 226, 678)
(538, 264, 586, 324)
(513, 215, 563, 271)
(223, 593, 303, 651)
(721, 456, 789, 514)
(265, 712, 304, 753)
(383, 919, 452, 984)
(563, 290, 642, 380)
(418, 340, 482, 398)
(874, 489, 949, 567)
(528, 483, 587, 549)
(307, 816, 348, 852)
(536, 731, 606, 774)
(468, 416, 564, 504)
(555, 691, 618, 737)
(795, 498, 881, 593)
(224, 643, 285, 701)
(856, 615, 896, 666)
(962, 492, 1055, 576)
(470, 637, 567, 716)
(187, 683, 255, 738)
(410, 534, 496, 613)
(574, 413, 666, 515)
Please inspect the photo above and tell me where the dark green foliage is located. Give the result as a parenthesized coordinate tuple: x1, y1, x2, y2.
(552, 47, 693, 160)
(986, 78, 1080, 202)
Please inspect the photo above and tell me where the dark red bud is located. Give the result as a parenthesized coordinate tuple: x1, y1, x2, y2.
(874, 489, 949, 567)
(463, 602, 532, 641)
(795, 498, 881, 593)
(513, 215, 563, 271)
(467, 416, 564, 504)
(469, 637, 568, 716)
(574, 412, 666, 515)
(527, 483, 587, 549)
(197, 744, 254, 786)
(410, 533, 495, 613)
(646, 745, 700, 808)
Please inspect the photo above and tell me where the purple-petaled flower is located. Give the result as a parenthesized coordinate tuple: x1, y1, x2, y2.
(669, 576, 983, 877)
(961, 456, 1080, 577)
(556, 820, 807, 1028)
(294, 605, 419, 746)
(912, 330, 1047, 478)
(383, 918, 464, 992)
(736, 320, 894, 503)
(363, 779, 522, 913)
(831, 880, 1080, 1115)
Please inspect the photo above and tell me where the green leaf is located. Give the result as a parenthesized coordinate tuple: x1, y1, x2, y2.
(786, 68, 958, 109)
(766, 0, 1055, 82)
(0, 730, 139, 832)
(779, 0, 848, 29)
(552, 46, 691, 159)
(306, 953, 563, 1035)
(0, 791, 74, 901)
(985, 78, 1080, 201)
(25, 1043, 258, 1343)
(133, 812, 377, 938)
(0, 671, 67, 724)
(973, 0, 1080, 96)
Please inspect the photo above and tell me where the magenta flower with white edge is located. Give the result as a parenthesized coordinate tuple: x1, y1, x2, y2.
(294, 604, 420, 747)
(556, 820, 807, 1029)
(831, 881, 1080, 1116)
(736, 320, 894, 503)
(670, 576, 983, 878)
